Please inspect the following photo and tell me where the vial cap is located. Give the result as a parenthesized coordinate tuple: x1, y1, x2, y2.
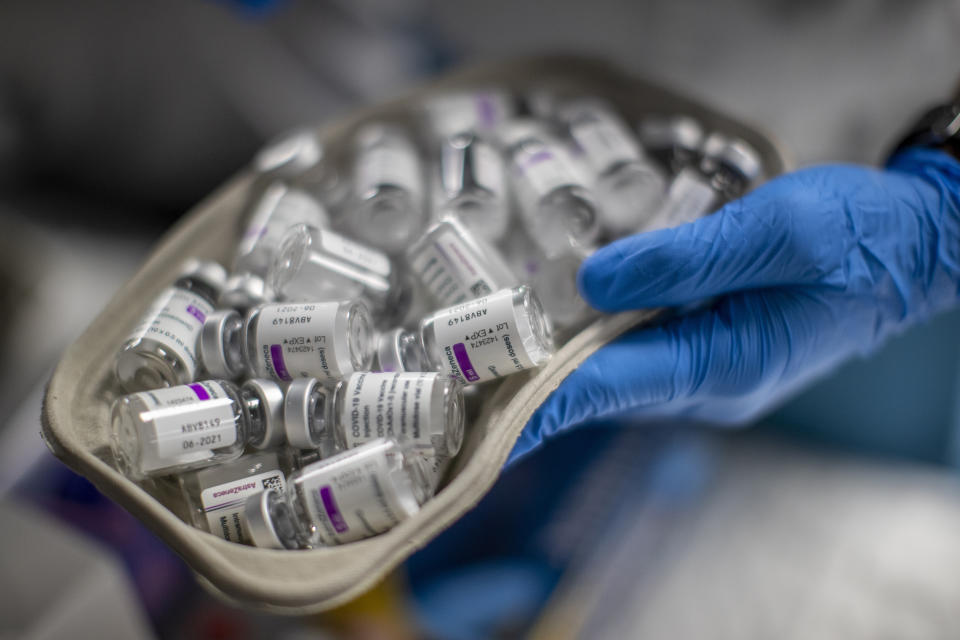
(252, 128, 323, 178)
(700, 133, 763, 183)
(180, 259, 228, 296)
(700, 132, 729, 165)
(639, 115, 704, 154)
(717, 138, 763, 183)
(200, 310, 245, 379)
(242, 379, 286, 450)
(219, 273, 270, 310)
(284, 377, 327, 450)
(244, 489, 285, 549)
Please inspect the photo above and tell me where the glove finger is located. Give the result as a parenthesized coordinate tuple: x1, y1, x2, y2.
(509, 286, 862, 465)
(578, 168, 857, 311)
(509, 323, 686, 464)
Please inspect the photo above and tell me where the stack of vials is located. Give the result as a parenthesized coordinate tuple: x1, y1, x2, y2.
(109, 87, 762, 550)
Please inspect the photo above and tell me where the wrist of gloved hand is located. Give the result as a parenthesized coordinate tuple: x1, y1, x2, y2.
(510, 147, 960, 465)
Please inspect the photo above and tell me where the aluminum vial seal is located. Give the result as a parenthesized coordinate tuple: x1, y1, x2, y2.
(698, 133, 763, 200)
(704, 135, 763, 184)
(638, 115, 704, 155)
(200, 310, 246, 380)
(242, 379, 286, 450)
(244, 489, 292, 549)
(218, 273, 271, 311)
(638, 115, 705, 173)
(284, 377, 330, 451)
(178, 259, 228, 296)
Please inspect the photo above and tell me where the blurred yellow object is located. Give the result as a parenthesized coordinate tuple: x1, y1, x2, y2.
(315, 571, 420, 640)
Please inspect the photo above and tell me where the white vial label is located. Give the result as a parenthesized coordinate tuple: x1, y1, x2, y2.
(340, 373, 441, 450)
(301, 448, 413, 544)
(138, 381, 237, 472)
(201, 469, 286, 543)
(515, 144, 577, 196)
(127, 287, 213, 377)
(658, 168, 717, 226)
(356, 146, 421, 196)
(572, 118, 641, 172)
(428, 91, 512, 137)
(409, 226, 502, 306)
(253, 302, 346, 382)
(432, 289, 535, 385)
(320, 230, 392, 278)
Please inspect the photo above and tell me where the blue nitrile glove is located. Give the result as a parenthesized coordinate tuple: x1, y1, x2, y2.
(511, 147, 960, 464)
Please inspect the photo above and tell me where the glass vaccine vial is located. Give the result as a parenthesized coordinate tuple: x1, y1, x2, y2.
(499, 120, 601, 259)
(420, 285, 554, 386)
(700, 134, 762, 202)
(406, 217, 517, 308)
(647, 169, 717, 230)
(432, 132, 510, 242)
(421, 88, 516, 140)
(533, 251, 596, 334)
(637, 115, 705, 176)
(245, 438, 432, 548)
(252, 127, 324, 180)
(345, 123, 426, 254)
(646, 133, 761, 231)
(375, 327, 431, 373)
(110, 378, 286, 480)
(178, 451, 288, 544)
(283, 372, 464, 459)
(269, 223, 408, 325)
(115, 260, 227, 393)
(199, 300, 373, 384)
(500, 228, 594, 333)
(220, 183, 331, 310)
(557, 98, 666, 234)
(252, 127, 350, 214)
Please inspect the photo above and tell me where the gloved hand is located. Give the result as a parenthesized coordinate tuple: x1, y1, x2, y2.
(511, 147, 960, 463)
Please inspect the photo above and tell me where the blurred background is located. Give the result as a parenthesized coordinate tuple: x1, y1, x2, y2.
(1, 0, 960, 638)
